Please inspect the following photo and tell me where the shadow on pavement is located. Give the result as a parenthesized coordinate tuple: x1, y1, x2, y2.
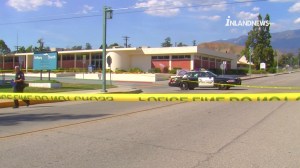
(0, 113, 111, 126)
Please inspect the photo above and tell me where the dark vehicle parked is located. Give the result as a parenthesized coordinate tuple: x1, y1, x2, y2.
(168, 70, 241, 90)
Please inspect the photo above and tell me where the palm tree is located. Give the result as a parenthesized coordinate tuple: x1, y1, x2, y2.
(37, 38, 44, 51)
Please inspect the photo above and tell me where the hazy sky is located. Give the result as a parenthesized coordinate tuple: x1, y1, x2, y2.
(1, 0, 300, 50)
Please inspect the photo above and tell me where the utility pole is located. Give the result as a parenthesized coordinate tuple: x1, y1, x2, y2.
(15, 33, 21, 53)
(123, 36, 130, 48)
(192, 40, 196, 46)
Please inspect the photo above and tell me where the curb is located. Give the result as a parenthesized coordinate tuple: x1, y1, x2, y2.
(241, 71, 296, 80)
(0, 100, 64, 108)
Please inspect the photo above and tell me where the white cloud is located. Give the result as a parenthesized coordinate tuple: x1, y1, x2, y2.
(191, 0, 227, 12)
(236, 11, 259, 20)
(252, 7, 260, 12)
(198, 15, 221, 21)
(134, 0, 227, 17)
(234, 0, 252, 6)
(81, 5, 94, 14)
(294, 17, 300, 24)
(134, 0, 182, 17)
(289, 2, 300, 12)
(7, 0, 66, 12)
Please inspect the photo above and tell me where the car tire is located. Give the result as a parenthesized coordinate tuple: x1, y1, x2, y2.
(218, 83, 226, 90)
(189, 87, 195, 90)
(180, 82, 189, 90)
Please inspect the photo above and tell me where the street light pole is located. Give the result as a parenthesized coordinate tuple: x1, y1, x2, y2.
(276, 50, 279, 74)
(102, 6, 113, 92)
(249, 47, 253, 76)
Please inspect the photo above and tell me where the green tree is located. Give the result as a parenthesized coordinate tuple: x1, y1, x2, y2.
(177, 42, 188, 47)
(17, 46, 26, 53)
(26, 45, 34, 52)
(71, 45, 83, 50)
(0, 39, 11, 55)
(85, 43, 92, 50)
(44, 46, 50, 52)
(99, 44, 107, 49)
(279, 53, 294, 67)
(161, 37, 172, 47)
(108, 43, 119, 48)
(242, 14, 274, 70)
(298, 48, 300, 66)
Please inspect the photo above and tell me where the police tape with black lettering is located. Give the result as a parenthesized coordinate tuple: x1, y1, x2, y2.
(0, 93, 300, 102)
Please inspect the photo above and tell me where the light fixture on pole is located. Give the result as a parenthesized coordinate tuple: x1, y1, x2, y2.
(102, 6, 113, 92)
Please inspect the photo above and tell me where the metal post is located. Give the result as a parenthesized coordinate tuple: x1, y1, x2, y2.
(249, 47, 253, 76)
(48, 70, 50, 81)
(101, 6, 112, 92)
(102, 6, 107, 92)
(276, 51, 279, 74)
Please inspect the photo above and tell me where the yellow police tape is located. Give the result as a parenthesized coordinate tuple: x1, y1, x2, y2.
(1, 93, 300, 101)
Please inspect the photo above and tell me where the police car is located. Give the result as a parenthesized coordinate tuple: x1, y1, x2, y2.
(168, 70, 242, 90)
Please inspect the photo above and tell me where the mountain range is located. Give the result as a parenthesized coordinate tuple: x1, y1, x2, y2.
(212, 29, 300, 55)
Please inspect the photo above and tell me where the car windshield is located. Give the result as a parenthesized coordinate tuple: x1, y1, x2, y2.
(176, 69, 188, 76)
(207, 71, 218, 77)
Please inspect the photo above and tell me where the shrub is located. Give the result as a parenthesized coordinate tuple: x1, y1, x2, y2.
(106, 69, 113, 73)
(267, 67, 277, 74)
(115, 68, 127, 73)
(168, 67, 182, 74)
(129, 67, 144, 73)
(148, 68, 161, 73)
(168, 69, 177, 74)
(162, 67, 169, 73)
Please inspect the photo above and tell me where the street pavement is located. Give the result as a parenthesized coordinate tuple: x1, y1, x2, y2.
(1, 72, 300, 168)
(1, 100, 300, 167)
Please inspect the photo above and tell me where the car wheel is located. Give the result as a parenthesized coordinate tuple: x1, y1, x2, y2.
(180, 82, 189, 90)
(218, 83, 226, 90)
(189, 87, 195, 90)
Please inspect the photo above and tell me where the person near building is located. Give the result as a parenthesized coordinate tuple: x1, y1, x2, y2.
(12, 66, 30, 108)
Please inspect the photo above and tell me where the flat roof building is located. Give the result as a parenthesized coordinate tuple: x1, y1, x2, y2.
(1, 46, 238, 72)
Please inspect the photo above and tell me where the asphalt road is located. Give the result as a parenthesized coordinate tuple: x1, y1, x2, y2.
(1, 72, 300, 168)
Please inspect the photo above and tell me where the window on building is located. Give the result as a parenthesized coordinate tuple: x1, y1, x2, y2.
(151, 56, 169, 60)
(76, 55, 82, 60)
(202, 57, 208, 61)
(62, 55, 74, 60)
(92, 55, 101, 60)
(4, 57, 13, 62)
(172, 55, 191, 59)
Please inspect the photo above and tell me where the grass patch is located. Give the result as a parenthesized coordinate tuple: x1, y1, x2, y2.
(0, 82, 116, 93)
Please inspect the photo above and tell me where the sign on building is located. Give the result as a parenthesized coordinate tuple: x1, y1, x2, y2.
(33, 52, 58, 70)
